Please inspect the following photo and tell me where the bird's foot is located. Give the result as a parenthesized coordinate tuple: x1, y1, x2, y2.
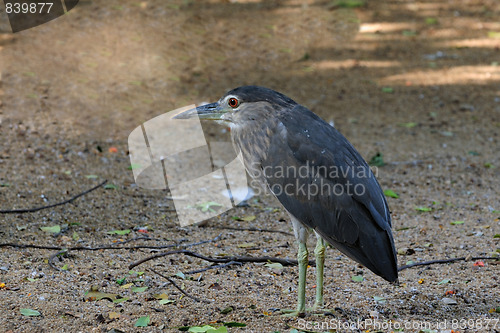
(280, 305, 330, 317)
(305, 305, 333, 316)
(280, 309, 306, 317)
(309, 303, 323, 312)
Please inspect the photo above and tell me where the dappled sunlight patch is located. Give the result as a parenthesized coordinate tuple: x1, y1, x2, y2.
(438, 38, 500, 49)
(380, 65, 500, 86)
(314, 59, 401, 70)
(359, 22, 417, 34)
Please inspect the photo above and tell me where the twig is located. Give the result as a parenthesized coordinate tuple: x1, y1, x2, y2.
(184, 261, 243, 275)
(180, 233, 222, 248)
(0, 234, 222, 252)
(208, 225, 293, 236)
(129, 249, 314, 270)
(0, 180, 107, 214)
(48, 249, 67, 271)
(398, 256, 498, 271)
(148, 268, 212, 304)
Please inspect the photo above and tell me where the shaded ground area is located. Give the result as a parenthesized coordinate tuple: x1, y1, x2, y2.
(0, 0, 499, 332)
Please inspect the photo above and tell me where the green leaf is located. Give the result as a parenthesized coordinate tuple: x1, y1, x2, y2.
(107, 229, 131, 235)
(85, 287, 128, 303)
(128, 163, 142, 170)
(240, 215, 256, 221)
(438, 279, 450, 285)
(484, 162, 494, 169)
(207, 327, 227, 333)
(131, 286, 148, 293)
(332, 0, 365, 8)
(425, 17, 438, 25)
(20, 308, 41, 316)
(193, 201, 223, 213)
(85, 174, 98, 179)
(40, 225, 61, 233)
(384, 189, 399, 198)
(265, 262, 284, 270)
(450, 221, 465, 225)
(189, 326, 217, 333)
(369, 152, 385, 166)
(104, 184, 118, 189)
(351, 275, 364, 282)
(415, 206, 432, 212)
(113, 296, 129, 304)
(440, 131, 454, 137)
(468, 151, 480, 156)
(116, 277, 126, 285)
(402, 30, 417, 36)
(72, 231, 79, 241)
(373, 296, 386, 304)
(488, 31, 500, 38)
(223, 322, 246, 327)
(159, 299, 175, 305)
(381, 87, 394, 93)
(399, 122, 418, 128)
(26, 278, 38, 282)
(61, 264, 69, 271)
(175, 271, 186, 280)
(220, 306, 233, 314)
(494, 234, 500, 239)
(0, 183, 10, 187)
(134, 315, 150, 327)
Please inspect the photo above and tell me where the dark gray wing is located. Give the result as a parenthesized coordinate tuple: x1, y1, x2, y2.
(262, 105, 398, 282)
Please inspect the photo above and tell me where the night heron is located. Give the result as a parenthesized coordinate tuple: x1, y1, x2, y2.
(175, 86, 398, 315)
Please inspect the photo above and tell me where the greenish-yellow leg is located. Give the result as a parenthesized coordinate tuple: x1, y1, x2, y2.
(313, 237, 326, 309)
(282, 242, 308, 316)
(297, 242, 308, 313)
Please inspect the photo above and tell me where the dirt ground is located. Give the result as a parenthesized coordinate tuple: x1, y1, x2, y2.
(0, 0, 499, 332)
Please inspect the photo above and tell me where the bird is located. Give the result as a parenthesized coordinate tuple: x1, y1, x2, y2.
(174, 86, 398, 316)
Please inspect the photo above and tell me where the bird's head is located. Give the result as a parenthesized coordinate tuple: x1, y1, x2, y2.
(173, 86, 297, 128)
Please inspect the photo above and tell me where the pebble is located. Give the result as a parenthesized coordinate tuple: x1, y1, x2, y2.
(441, 297, 458, 305)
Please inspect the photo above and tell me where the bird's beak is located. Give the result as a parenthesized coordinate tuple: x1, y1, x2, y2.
(173, 102, 226, 121)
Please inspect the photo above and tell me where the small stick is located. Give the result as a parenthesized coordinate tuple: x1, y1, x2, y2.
(129, 249, 314, 270)
(0, 234, 222, 252)
(48, 249, 67, 271)
(208, 225, 293, 236)
(184, 261, 243, 275)
(148, 268, 212, 304)
(398, 256, 498, 271)
(0, 180, 107, 214)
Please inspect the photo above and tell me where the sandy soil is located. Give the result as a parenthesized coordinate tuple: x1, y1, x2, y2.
(0, 0, 499, 332)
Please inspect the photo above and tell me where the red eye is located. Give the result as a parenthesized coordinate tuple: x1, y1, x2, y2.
(228, 97, 239, 108)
